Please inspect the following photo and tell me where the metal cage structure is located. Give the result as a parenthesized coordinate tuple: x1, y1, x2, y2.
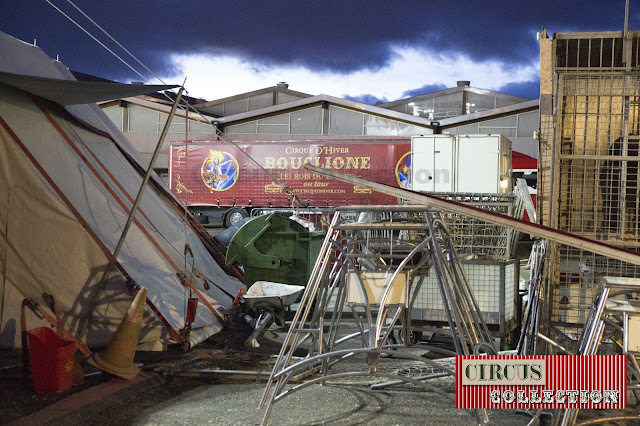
(521, 275, 640, 425)
(557, 276, 640, 425)
(398, 186, 528, 337)
(539, 66, 640, 329)
(402, 187, 527, 259)
(412, 257, 519, 334)
(258, 206, 496, 425)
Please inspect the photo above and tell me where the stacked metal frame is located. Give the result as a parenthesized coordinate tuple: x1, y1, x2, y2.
(517, 240, 548, 355)
(528, 277, 640, 425)
(420, 191, 525, 259)
(259, 206, 496, 425)
(538, 30, 640, 337)
(400, 187, 528, 338)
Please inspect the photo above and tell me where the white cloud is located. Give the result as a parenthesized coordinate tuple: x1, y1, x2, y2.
(161, 45, 539, 102)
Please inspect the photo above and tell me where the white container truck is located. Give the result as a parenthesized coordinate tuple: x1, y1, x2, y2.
(410, 134, 512, 193)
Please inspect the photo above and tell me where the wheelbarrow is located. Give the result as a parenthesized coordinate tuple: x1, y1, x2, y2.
(242, 281, 305, 348)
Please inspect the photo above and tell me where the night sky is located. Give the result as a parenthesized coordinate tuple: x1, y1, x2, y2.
(2, 1, 637, 103)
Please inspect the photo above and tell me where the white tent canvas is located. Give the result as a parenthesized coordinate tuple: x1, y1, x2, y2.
(0, 31, 244, 350)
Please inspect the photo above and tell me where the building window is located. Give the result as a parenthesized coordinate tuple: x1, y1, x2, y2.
(128, 105, 158, 132)
(226, 107, 323, 135)
(103, 106, 124, 131)
(290, 107, 322, 135)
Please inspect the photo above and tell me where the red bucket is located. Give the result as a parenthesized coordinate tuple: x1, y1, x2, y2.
(27, 327, 76, 393)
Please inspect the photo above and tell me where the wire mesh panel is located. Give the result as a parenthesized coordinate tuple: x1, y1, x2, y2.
(555, 72, 640, 243)
(402, 191, 525, 258)
(412, 258, 518, 333)
(548, 244, 640, 325)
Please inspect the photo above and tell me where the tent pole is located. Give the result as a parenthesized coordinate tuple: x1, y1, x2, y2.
(110, 86, 184, 264)
(89, 87, 185, 342)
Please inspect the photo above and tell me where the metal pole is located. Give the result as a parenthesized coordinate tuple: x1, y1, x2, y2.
(625, 0, 630, 38)
(304, 164, 640, 267)
(624, 0, 631, 67)
(83, 87, 185, 339)
(110, 86, 184, 262)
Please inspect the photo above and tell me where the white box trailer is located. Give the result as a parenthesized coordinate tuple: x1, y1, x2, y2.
(410, 134, 512, 193)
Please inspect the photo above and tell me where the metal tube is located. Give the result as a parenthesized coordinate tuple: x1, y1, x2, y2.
(425, 214, 467, 355)
(260, 212, 340, 409)
(625, 0, 630, 39)
(371, 372, 450, 389)
(580, 287, 610, 355)
(537, 333, 573, 354)
(374, 238, 429, 341)
(305, 164, 640, 267)
(244, 312, 273, 348)
(336, 223, 432, 230)
(111, 87, 184, 268)
(271, 347, 455, 379)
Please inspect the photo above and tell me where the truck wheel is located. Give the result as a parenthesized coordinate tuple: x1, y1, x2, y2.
(225, 208, 248, 228)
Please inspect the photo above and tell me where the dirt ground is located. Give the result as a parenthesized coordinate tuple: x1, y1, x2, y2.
(0, 320, 267, 424)
(2, 239, 637, 425)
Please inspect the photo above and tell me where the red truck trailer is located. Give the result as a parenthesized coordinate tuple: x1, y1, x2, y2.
(168, 138, 538, 227)
(168, 139, 413, 226)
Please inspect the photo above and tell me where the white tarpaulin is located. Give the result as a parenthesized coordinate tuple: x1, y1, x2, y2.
(0, 31, 244, 349)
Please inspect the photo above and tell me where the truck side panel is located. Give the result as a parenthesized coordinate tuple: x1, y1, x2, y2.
(169, 140, 412, 208)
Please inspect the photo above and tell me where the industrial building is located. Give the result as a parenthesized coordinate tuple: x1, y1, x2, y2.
(98, 81, 540, 183)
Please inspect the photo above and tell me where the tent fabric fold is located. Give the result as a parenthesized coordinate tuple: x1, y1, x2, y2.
(0, 71, 178, 106)
(0, 31, 243, 350)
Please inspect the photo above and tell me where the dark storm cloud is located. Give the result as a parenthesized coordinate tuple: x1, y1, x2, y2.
(1, 1, 637, 86)
(497, 80, 541, 100)
(402, 84, 449, 99)
(345, 93, 389, 105)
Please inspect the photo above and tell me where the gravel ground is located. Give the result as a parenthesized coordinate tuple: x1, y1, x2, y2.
(3, 331, 640, 426)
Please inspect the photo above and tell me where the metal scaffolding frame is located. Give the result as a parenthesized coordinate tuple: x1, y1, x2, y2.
(521, 276, 640, 425)
(518, 240, 548, 356)
(258, 206, 496, 425)
(557, 276, 640, 425)
(413, 189, 526, 259)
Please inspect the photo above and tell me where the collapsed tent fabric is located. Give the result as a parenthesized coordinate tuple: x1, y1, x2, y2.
(0, 71, 179, 106)
(0, 31, 244, 349)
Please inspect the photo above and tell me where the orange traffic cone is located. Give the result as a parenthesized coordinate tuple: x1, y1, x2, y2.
(88, 287, 147, 379)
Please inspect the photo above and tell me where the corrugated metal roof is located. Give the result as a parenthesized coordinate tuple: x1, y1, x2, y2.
(215, 93, 438, 128)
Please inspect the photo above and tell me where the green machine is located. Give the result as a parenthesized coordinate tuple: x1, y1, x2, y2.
(225, 212, 326, 288)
